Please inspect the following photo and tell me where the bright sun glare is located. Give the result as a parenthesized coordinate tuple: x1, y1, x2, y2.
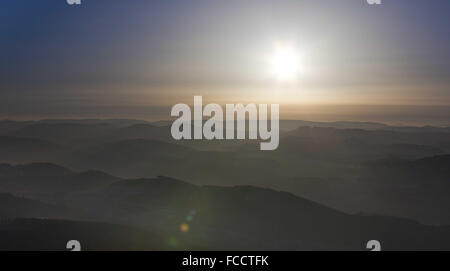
(270, 45, 300, 81)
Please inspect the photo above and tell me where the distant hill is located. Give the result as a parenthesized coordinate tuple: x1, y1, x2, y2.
(282, 126, 449, 159)
(0, 163, 120, 201)
(279, 120, 391, 131)
(36, 119, 150, 127)
(0, 120, 33, 133)
(6, 123, 119, 144)
(66, 139, 193, 178)
(0, 136, 61, 163)
(286, 126, 450, 146)
(0, 119, 150, 132)
(366, 154, 450, 183)
(110, 124, 171, 142)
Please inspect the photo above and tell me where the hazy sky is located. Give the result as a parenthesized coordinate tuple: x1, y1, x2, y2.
(1, 0, 449, 123)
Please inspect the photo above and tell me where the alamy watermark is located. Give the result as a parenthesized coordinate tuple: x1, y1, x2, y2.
(66, 240, 81, 251)
(170, 96, 279, 151)
(366, 240, 382, 251)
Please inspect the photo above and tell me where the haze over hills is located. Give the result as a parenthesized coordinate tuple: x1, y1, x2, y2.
(1, 172, 450, 250)
(0, 119, 449, 250)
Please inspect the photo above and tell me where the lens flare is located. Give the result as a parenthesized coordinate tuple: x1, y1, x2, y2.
(180, 223, 190, 233)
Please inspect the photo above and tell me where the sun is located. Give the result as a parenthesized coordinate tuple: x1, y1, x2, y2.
(270, 45, 300, 81)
